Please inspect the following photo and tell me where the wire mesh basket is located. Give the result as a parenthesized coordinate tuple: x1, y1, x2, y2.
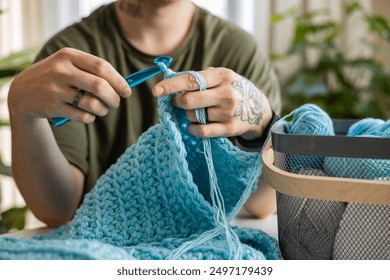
(262, 120, 390, 260)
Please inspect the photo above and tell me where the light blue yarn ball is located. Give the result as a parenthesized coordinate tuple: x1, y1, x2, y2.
(347, 118, 384, 136)
(285, 104, 334, 172)
(356, 119, 390, 138)
(287, 104, 334, 136)
(324, 118, 390, 180)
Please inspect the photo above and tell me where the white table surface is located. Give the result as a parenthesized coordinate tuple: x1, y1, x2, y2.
(232, 213, 278, 239)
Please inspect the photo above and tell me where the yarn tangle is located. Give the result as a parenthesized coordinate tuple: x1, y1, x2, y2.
(0, 64, 281, 260)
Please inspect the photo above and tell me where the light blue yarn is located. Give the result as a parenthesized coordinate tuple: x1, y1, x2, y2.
(189, 71, 208, 125)
(160, 67, 244, 260)
(0, 65, 281, 260)
(281, 104, 334, 172)
(348, 118, 390, 138)
(280, 104, 343, 260)
(347, 118, 384, 136)
(324, 118, 390, 180)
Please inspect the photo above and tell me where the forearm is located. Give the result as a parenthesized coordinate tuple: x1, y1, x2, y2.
(243, 175, 276, 219)
(5, 48, 131, 226)
(9, 115, 83, 227)
(235, 141, 276, 219)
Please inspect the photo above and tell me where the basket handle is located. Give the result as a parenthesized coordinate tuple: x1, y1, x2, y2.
(262, 138, 390, 205)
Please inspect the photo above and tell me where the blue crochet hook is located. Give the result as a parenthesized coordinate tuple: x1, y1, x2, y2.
(51, 56, 173, 127)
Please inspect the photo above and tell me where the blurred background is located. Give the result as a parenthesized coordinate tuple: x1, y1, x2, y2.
(0, 0, 389, 232)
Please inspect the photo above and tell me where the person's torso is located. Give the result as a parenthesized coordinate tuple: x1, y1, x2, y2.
(37, 3, 280, 193)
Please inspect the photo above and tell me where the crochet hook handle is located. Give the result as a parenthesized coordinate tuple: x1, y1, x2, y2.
(51, 56, 172, 127)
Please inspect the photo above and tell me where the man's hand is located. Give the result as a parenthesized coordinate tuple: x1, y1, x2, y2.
(8, 47, 131, 124)
(152, 67, 272, 139)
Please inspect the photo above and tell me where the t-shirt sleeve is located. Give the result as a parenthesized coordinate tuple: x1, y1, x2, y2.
(50, 120, 89, 175)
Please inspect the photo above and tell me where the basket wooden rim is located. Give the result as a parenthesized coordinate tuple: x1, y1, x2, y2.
(262, 139, 390, 205)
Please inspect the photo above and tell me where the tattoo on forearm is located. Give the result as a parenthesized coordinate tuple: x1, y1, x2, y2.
(232, 75, 264, 125)
(119, 0, 143, 17)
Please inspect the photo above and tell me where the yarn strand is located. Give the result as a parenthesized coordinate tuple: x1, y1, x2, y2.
(160, 66, 244, 259)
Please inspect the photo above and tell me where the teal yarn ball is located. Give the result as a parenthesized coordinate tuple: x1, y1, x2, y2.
(347, 118, 384, 136)
(287, 104, 334, 136)
(324, 118, 390, 180)
(285, 104, 334, 173)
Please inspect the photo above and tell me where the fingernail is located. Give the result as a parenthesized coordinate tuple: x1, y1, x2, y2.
(124, 86, 132, 97)
(153, 86, 164, 96)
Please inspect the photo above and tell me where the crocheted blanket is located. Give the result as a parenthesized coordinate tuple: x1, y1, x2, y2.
(0, 73, 280, 260)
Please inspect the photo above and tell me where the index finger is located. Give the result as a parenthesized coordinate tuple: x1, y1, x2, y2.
(152, 68, 229, 97)
(70, 49, 131, 98)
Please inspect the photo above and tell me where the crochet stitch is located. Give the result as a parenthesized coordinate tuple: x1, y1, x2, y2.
(0, 68, 281, 260)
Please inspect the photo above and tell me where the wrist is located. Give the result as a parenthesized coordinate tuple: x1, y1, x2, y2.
(236, 111, 280, 149)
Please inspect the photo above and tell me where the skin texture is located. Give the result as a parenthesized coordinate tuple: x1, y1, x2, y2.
(8, 0, 275, 227)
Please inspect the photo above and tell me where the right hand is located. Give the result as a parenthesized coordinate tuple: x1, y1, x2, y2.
(8, 47, 131, 123)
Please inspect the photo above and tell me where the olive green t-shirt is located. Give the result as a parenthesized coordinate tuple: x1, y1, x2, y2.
(36, 3, 281, 194)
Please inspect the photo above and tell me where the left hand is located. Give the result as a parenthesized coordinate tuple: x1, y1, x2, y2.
(152, 67, 272, 139)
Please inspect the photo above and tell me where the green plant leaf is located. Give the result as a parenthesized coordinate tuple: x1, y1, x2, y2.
(298, 8, 330, 22)
(0, 48, 38, 73)
(0, 68, 23, 77)
(0, 76, 13, 87)
(346, 1, 362, 15)
(0, 119, 10, 126)
(270, 53, 290, 62)
(345, 58, 383, 73)
(270, 14, 285, 25)
(0, 162, 12, 177)
(0, 206, 27, 233)
(273, 3, 389, 119)
(365, 15, 390, 41)
(270, 7, 297, 24)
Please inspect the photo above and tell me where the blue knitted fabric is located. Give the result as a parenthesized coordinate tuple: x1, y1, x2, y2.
(0, 71, 281, 260)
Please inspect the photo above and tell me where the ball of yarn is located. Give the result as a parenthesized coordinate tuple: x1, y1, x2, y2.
(285, 104, 334, 173)
(277, 169, 346, 260)
(297, 198, 346, 259)
(371, 120, 390, 138)
(324, 118, 390, 180)
(324, 157, 390, 180)
(347, 118, 384, 136)
(287, 104, 334, 136)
